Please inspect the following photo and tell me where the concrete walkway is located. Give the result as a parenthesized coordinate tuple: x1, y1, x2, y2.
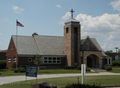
(0, 72, 120, 85)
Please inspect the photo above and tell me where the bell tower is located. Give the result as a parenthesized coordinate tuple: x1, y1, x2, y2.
(64, 9, 81, 66)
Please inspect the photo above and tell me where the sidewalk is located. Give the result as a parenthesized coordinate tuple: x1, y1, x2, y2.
(0, 72, 120, 85)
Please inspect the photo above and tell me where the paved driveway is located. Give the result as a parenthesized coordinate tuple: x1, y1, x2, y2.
(0, 72, 120, 85)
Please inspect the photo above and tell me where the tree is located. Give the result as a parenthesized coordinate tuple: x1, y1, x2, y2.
(105, 50, 113, 53)
(34, 55, 43, 69)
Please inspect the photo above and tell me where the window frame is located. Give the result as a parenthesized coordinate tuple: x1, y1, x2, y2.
(43, 57, 61, 64)
(86, 43, 89, 50)
(8, 57, 11, 62)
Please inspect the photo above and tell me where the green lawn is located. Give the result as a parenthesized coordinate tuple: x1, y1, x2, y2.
(0, 69, 90, 76)
(0, 75, 120, 88)
(108, 67, 120, 73)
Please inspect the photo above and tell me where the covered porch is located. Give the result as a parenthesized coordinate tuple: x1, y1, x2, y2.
(81, 51, 102, 68)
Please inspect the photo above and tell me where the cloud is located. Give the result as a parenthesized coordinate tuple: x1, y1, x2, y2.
(110, 0, 120, 12)
(55, 5, 61, 8)
(59, 11, 120, 50)
(75, 13, 120, 41)
(62, 12, 71, 20)
(59, 12, 71, 25)
(12, 6, 25, 14)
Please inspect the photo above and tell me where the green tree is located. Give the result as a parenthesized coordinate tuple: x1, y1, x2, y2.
(105, 50, 113, 53)
(34, 55, 43, 69)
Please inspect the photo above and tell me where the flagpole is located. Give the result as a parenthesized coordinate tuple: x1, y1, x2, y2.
(16, 19, 18, 69)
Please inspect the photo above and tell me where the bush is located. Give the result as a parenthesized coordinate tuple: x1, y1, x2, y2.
(77, 66, 81, 70)
(105, 65, 112, 71)
(71, 66, 76, 69)
(0, 60, 6, 69)
(14, 67, 26, 73)
(14, 69, 19, 73)
(65, 82, 100, 88)
(112, 60, 120, 67)
(86, 67, 91, 71)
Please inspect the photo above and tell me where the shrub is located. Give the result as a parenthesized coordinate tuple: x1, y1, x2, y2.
(105, 65, 112, 71)
(112, 60, 120, 67)
(71, 66, 76, 69)
(65, 82, 100, 88)
(14, 69, 19, 73)
(19, 68, 26, 73)
(14, 67, 26, 73)
(86, 67, 91, 71)
(0, 60, 6, 69)
(77, 66, 81, 70)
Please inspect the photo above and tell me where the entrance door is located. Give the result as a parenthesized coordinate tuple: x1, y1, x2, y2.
(87, 57, 92, 68)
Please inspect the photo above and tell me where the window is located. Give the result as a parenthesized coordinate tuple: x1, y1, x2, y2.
(86, 43, 89, 50)
(66, 27, 69, 33)
(14, 57, 16, 62)
(28, 58, 32, 62)
(43, 57, 61, 64)
(8, 57, 11, 62)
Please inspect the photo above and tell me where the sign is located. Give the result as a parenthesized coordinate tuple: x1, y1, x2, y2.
(115, 55, 118, 60)
(26, 66, 37, 77)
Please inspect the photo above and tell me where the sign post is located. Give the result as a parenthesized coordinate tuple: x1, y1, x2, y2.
(81, 64, 86, 84)
(26, 66, 37, 82)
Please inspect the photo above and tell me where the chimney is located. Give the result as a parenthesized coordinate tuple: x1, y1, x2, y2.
(32, 32, 38, 37)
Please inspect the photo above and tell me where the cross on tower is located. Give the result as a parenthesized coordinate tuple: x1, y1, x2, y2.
(70, 9, 74, 18)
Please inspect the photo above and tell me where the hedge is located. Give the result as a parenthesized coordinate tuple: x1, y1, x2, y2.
(112, 60, 120, 67)
(0, 60, 6, 69)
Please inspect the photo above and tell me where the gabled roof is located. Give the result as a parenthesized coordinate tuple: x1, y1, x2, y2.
(12, 35, 40, 55)
(81, 36, 107, 57)
(12, 35, 65, 56)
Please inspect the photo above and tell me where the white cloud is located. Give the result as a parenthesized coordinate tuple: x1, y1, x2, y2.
(101, 43, 107, 50)
(55, 5, 61, 8)
(12, 6, 25, 14)
(110, 0, 120, 12)
(61, 12, 71, 20)
(59, 11, 120, 51)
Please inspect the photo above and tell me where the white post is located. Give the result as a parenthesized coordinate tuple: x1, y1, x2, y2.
(81, 64, 86, 84)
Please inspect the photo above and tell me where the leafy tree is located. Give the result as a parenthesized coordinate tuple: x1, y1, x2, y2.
(34, 55, 43, 69)
(105, 50, 113, 53)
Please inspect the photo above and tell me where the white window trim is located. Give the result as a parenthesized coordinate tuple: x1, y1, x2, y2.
(43, 57, 61, 64)
(14, 57, 16, 62)
(8, 57, 11, 62)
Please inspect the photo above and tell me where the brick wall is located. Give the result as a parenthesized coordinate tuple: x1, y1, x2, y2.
(64, 23, 81, 66)
(7, 37, 17, 69)
(82, 37, 98, 51)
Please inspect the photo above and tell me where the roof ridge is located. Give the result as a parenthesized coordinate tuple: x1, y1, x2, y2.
(33, 36, 42, 55)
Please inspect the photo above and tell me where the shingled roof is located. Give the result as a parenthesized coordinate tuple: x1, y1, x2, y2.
(12, 35, 106, 57)
(12, 35, 65, 56)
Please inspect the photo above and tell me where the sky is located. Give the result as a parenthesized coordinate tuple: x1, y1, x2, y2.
(0, 0, 120, 52)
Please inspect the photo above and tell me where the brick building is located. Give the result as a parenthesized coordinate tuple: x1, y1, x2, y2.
(6, 10, 109, 69)
(0, 50, 7, 60)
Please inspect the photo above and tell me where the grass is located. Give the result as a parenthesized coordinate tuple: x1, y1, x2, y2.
(0, 75, 120, 88)
(0, 69, 92, 76)
(108, 67, 120, 73)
